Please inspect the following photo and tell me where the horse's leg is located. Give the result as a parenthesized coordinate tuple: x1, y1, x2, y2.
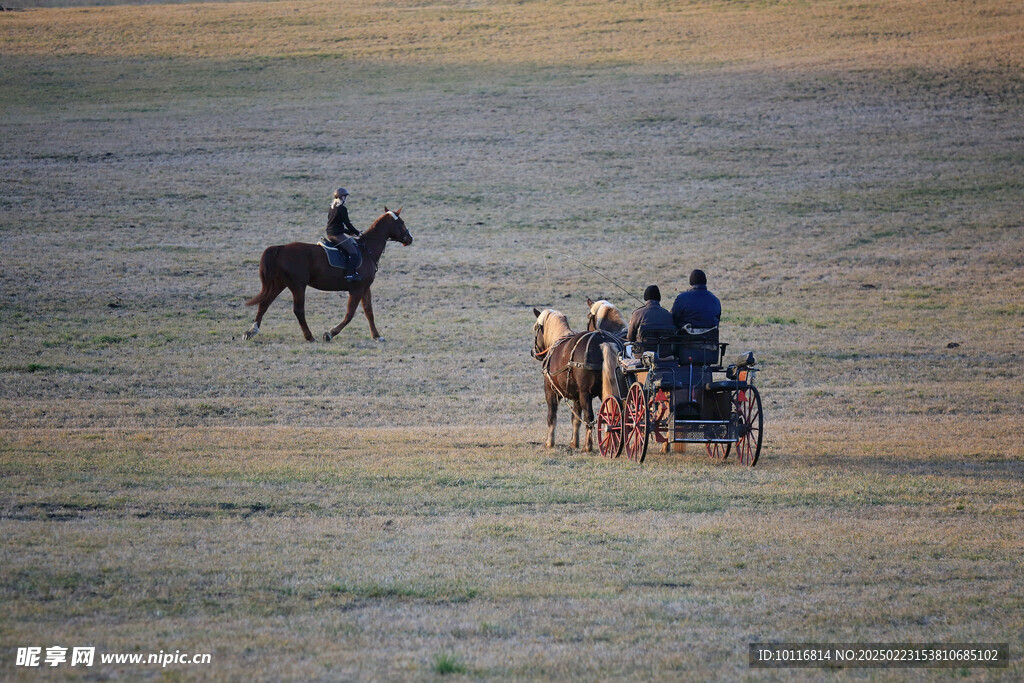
(324, 290, 364, 342)
(288, 283, 315, 342)
(581, 395, 595, 453)
(545, 383, 558, 448)
(244, 282, 285, 340)
(361, 287, 384, 342)
(570, 402, 581, 449)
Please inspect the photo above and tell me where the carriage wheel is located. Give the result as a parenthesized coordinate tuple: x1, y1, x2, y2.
(648, 389, 672, 445)
(733, 386, 763, 467)
(706, 441, 731, 461)
(597, 396, 624, 459)
(623, 383, 649, 463)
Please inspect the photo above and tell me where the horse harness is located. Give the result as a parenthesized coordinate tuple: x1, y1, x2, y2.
(546, 331, 602, 373)
(534, 330, 615, 428)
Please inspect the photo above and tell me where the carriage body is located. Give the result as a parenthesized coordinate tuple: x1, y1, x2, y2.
(597, 332, 764, 466)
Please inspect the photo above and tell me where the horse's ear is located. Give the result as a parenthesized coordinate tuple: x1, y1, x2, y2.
(383, 205, 388, 213)
(395, 207, 402, 215)
(586, 297, 594, 307)
(533, 308, 541, 318)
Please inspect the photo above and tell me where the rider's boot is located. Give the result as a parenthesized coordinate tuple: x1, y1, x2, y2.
(345, 254, 362, 282)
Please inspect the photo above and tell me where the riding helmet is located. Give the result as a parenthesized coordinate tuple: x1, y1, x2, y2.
(333, 187, 349, 199)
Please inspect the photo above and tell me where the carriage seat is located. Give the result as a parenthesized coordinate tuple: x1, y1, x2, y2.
(676, 342, 720, 367)
(635, 329, 724, 367)
(633, 329, 677, 361)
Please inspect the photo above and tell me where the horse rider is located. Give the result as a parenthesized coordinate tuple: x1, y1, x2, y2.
(627, 285, 676, 344)
(325, 187, 362, 282)
(671, 269, 721, 334)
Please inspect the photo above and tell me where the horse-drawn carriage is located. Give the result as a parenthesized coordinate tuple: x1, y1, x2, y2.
(596, 330, 763, 465)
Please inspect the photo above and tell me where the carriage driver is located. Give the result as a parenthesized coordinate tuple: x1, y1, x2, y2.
(627, 285, 676, 344)
(671, 269, 721, 333)
(325, 187, 362, 282)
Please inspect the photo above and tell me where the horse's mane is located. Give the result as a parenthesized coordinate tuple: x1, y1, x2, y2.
(357, 210, 400, 248)
(589, 300, 625, 329)
(535, 308, 573, 342)
(364, 210, 394, 233)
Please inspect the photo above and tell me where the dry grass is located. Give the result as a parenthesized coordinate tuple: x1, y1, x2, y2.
(1, 0, 1022, 678)
(2, 424, 1021, 678)
(2, 0, 1022, 71)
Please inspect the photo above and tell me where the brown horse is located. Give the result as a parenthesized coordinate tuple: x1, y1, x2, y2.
(244, 208, 412, 342)
(532, 308, 619, 451)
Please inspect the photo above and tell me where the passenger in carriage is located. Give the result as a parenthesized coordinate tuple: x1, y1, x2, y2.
(325, 187, 363, 282)
(671, 269, 721, 334)
(627, 285, 676, 344)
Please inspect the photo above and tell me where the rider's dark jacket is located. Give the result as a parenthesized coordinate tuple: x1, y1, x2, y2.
(326, 203, 359, 240)
(627, 300, 676, 342)
(671, 285, 721, 331)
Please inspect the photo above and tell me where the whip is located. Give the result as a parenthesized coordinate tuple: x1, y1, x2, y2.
(561, 253, 644, 305)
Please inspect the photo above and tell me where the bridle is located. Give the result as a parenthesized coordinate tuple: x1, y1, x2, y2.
(390, 214, 413, 247)
(532, 310, 571, 360)
(532, 323, 555, 359)
(360, 213, 412, 271)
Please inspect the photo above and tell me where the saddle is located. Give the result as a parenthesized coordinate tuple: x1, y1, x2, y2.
(317, 236, 363, 271)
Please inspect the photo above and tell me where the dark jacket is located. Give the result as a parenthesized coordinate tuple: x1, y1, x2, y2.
(326, 203, 359, 239)
(671, 285, 721, 331)
(627, 300, 676, 342)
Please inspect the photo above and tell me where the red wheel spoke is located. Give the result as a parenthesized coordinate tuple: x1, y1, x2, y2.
(733, 386, 763, 467)
(706, 441, 730, 461)
(623, 383, 649, 463)
(597, 396, 624, 458)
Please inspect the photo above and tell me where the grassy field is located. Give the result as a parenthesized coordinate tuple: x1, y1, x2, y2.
(2, 0, 1023, 678)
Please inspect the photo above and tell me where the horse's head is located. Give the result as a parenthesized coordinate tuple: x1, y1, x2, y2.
(585, 298, 625, 336)
(382, 207, 413, 246)
(586, 298, 599, 331)
(532, 307, 571, 359)
(532, 308, 551, 358)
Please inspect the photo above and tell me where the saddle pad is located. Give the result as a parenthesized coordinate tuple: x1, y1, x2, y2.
(317, 240, 346, 268)
(318, 238, 362, 271)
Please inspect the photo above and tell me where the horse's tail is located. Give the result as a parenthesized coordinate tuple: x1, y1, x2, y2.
(245, 246, 282, 307)
(600, 341, 622, 401)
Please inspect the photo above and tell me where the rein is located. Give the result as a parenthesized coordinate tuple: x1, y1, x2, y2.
(359, 239, 382, 273)
(357, 215, 407, 273)
(532, 333, 572, 361)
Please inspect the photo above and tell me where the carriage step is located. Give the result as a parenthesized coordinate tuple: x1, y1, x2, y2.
(704, 380, 749, 392)
(674, 420, 732, 442)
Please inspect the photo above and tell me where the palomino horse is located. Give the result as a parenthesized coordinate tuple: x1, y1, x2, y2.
(532, 308, 619, 451)
(586, 298, 629, 396)
(586, 298, 627, 338)
(587, 297, 680, 455)
(244, 209, 412, 342)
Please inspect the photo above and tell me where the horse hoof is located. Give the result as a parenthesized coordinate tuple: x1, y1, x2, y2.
(243, 325, 259, 341)
(375, 337, 386, 343)
(323, 332, 333, 343)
